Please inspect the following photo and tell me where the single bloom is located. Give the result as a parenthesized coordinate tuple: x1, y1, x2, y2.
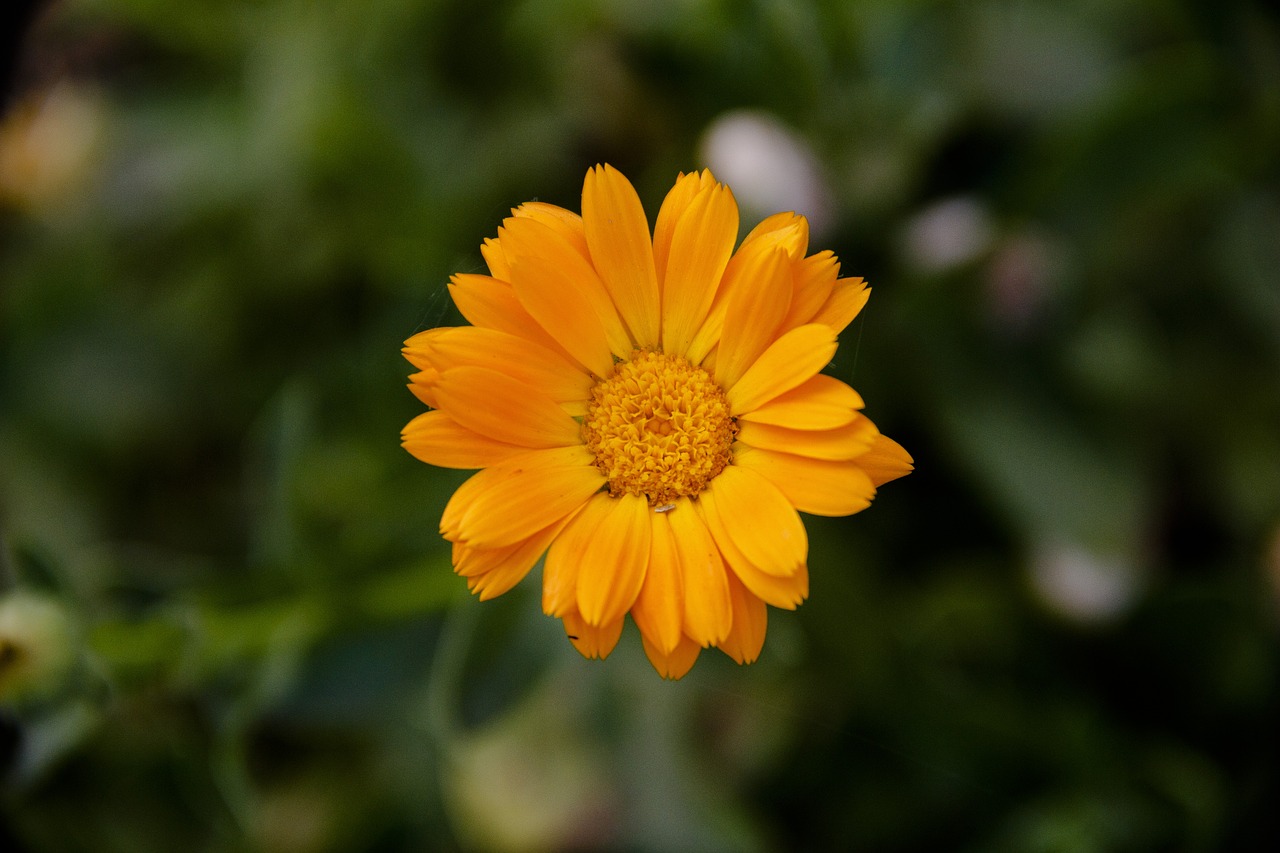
(402, 165, 911, 679)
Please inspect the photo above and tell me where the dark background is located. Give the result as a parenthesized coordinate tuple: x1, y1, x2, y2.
(2, 0, 1278, 850)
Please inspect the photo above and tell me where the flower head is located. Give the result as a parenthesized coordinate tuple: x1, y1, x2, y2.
(403, 165, 911, 679)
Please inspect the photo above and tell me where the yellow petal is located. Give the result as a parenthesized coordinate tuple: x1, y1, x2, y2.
(737, 374, 863, 429)
(714, 246, 791, 390)
(480, 237, 510, 280)
(452, 539, 483, 576)
(741, 211, 809, 257)
(718, 571, 767, 665)
(512, 201, 590, 262)
(857, 433, 914, 487)
(641, 632, 701, 680)
(509, 258, 621, 378)
(652, 170, 715, 284)
(630, 509, 684, 655)
(735, 415, 878, 461)
(576, 493, 651, 627)
(684, 198, 803, 365)
(506, 253, 616, 378)
(734, 446, 876, 517)
(661, 182, 739, 357)
(666, 499, 731, 647)
(425, 327, 592, 404)
(402, 326, 448, 365)
(441, 466, 501, 542)
(453, 507, 568, 581)
(683, 299, 728, 367)
(812, 278, 870, 334)
(463, 517, 569, 601)
(452, 448, 605, 548)
(501, 216, 633, 358)
(701, 465, 806, 577)
(582, 164, 661, 347)
(781, 251, 839, 330)
(402, 410, 526, 469)
(541, 497, 605, 617)
(407, 371, 438, 408)
(434, 366, 582, 449)
(448, 273, 565, 354)
(698, 499, 809, 609)
(726, 323, 838, 415)
(561, 609, 624, 660)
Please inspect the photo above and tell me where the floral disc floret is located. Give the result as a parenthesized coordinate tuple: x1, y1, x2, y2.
(582, 349, 737, 506)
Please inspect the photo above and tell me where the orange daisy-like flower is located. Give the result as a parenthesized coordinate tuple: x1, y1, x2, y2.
(402, 165, 912, 679)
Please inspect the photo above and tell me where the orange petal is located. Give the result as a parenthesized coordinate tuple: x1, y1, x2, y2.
(441, 466, 503, 541)
(698, 501, 809, 609)
(455, 514, 568, 577)
(452, 448, 605, 548)
(583, 164, 661, 347)
(781, 251, 839, 330)
(462, 517, 569, 601)
(512, 201, 590, 262)
(701, 465, 806, 577)
(811, 278, 870, 334)
(857, 433, 914, 487)
(641, 632, 701, 680)
(402, 410, 526, 469)
(660, 182, 739, 357)
(425, 327, 592, 404)
(734, 447, 877, 517)
(683, 206, 804, 364)
(434, 366, 582, 449)
(402, 326, 448, 367)
(448, 273, 564, 354)
(541, 497, 605, 617)
(737, 374, 864, 429)
(501, 216, 632, 357)
(683, 299, 728, 367)
(727, 323, 838, 415)
(508, 252, 617, 378)
(631, 508, 685, 655)
(652, 170, 715, 285)
(667, 499, 731, 647)
(561, 609, 624, 660)
(480, 237, 510, 280)
(741, 211, 810, 257)
(718, 571, 767, 665)
(735, 415, 877, 461)
(576, 493, 652, 627)
(452, 539, 482, 576)
(407, 372, 438, 408)
(713, 246, 791, 390)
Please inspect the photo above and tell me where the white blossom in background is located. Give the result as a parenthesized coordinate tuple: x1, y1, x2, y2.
(900, 195, 995, 274)
(698, 110, 833, 237)
(983, 229, 1063, 335)
(1029, 542, 1143, 623)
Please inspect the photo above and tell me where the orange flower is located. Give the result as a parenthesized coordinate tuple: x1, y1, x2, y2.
(403, 165, 911, 679)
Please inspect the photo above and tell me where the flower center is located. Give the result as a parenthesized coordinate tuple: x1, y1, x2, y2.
(582, 350, 737, 506)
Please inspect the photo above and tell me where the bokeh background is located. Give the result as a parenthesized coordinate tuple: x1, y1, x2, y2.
(2, 0, 1279, 850)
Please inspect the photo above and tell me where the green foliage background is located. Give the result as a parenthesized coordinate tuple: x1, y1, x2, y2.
(2, 0, 1278, 850)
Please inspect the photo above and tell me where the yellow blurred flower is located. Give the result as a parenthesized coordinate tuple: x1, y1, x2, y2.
(0, 591, 74, 701)
(402, 165, 911, 678)
(0, 83, 105, 212)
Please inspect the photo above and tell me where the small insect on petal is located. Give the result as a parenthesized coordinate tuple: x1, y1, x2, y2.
(654, 504, 676, 513)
